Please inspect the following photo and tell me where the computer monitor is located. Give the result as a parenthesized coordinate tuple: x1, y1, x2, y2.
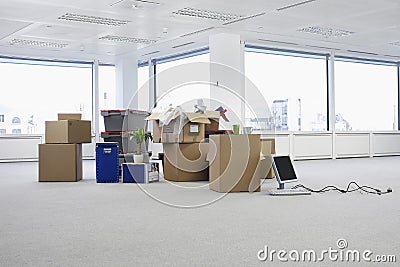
(271, 155, 298, 189)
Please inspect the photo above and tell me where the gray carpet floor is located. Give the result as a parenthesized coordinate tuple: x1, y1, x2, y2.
(0, 157, 399, 266)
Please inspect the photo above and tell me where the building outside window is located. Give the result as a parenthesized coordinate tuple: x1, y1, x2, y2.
(0, 115, 4, 123)
(12, 129, 21, 134)
(0, 129, 6, 134)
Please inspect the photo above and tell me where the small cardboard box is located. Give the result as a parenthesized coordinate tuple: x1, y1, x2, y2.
(45, 120, 91, 144)
(145, 113, 162, 143)
(163, 142, 209, 182)
(146, 112, 210, 144)
(58, 113, 82, 120)
(39, 144, 82, 182)
(208, 134, 261, 192)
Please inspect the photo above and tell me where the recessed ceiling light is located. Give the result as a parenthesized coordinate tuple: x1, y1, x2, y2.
(58, 13, 130, 26)
(9, 38, 68, 48)
(390, 41, 400, 47)
(99, 35, 157, 44)
(298, 26, 354, 38)
(173, 7, 242, 21)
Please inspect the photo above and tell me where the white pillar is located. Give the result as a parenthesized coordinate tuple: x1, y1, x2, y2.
(92, 60, 100, 142)
(328, 52, 336, 159)
(115, 52, 138, 109)
(148, 58, 155, 110)
(209, 33, 245, 129)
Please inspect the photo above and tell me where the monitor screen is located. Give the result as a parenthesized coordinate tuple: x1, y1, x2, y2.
(273, 156, 297, 182)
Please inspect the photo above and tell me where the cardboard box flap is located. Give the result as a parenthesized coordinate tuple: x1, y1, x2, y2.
(58, 113, 82, 120)
(145, 113, 161, 121)
(186, 112, 211, 124)
(205, 111, 220, 119)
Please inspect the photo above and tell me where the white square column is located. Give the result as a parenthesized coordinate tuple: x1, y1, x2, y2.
(115, 52, 138, 109)
(209, 33, 245, 128)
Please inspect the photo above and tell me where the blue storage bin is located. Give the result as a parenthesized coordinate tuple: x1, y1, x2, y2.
(96, 142, 119, 183)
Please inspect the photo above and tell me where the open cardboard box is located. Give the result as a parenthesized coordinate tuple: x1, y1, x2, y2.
(146, 111, 220, 144)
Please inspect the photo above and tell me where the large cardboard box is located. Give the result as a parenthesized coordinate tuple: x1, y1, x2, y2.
(163, 143, 209, 182)
(146, 112, 210, 143)
(39, 144, 82, 182)
(45, 120, 91, 144)
(260, 138, 276, 179)
(58, 113, 82, 120)
(208, 134, 261, 192)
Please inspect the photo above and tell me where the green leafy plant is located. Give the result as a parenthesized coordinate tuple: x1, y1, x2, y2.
(129, 128, 153, 154)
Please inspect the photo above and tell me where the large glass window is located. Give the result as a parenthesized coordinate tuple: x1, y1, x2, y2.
(0, 58, 92, 134)
(245, 50, 328, 131)
(138, 65, 150, 111)
(335, 60, 398, 131)
(155, 52, 210, 110)
(99, 65, 116, 132)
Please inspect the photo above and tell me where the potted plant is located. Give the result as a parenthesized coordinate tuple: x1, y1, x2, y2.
(129, 128, 153, 163)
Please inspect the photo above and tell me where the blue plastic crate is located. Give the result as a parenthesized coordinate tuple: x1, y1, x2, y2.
(96, 142, 119, 183)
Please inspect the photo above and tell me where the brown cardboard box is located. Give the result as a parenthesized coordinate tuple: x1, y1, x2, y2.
(205, 111, 220, 132)
(260, 138, 276, 179)
(45, 120, 91, 144)
(145, 113, 162, 143)
(209, 134, 261, 192)
(39, 144, 82, 182)
(58, 113, 82, 120)
(146, 112, 210, 143)
(163, 142, 209, 182)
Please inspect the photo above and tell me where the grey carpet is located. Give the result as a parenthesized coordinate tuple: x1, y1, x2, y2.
(0, 157, 399, 266)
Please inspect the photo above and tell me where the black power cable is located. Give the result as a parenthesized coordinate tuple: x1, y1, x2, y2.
(291, 181, 393, 195)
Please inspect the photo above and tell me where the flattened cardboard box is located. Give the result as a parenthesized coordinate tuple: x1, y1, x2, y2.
(39, 144, 82, 182)
(58, 113, 82, 120)
(45, 120, 91, 144)
(163, 143, 209, 182)
(208, 134, 261, 192)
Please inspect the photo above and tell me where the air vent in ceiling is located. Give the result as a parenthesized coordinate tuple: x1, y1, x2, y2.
(172, 42, 195, 49)
(304, 44, 340, 50)
(258, 39, 299, 46)
(173, 7, 242, 21)
(180, 27, 214, 38)
(347, 50, 379, 56)
(390, 41, 400, 47)
(277, 0, 317, 11)
(298, 26, 354, 38)
(222, 12, 265, 26)
(9, 38, 68, 48)
(142, 50, 160, 56)
(58, 13, 130, 26)
(99, 35, 156, 44)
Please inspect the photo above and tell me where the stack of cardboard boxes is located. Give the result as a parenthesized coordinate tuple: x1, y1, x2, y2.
(146, 111, 220, 182)
(38, 114, 91, 182)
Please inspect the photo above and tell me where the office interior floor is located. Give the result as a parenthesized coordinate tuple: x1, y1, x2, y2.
(0, 157, 399, 266)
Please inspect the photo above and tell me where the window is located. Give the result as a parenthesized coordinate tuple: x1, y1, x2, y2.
(99, 65, 116, 132)
(155, 52, 210, 110)
(0, 115, 4, 123)
(0, 129, 6, 134)
(0, 58, 92, 134)
(335, 59, 398, 131)
(245, 49, 328, 131)
(12, 129, 21, 134)
(138, 65, 150, 111)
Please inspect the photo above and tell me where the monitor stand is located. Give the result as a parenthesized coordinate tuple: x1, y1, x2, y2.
(268, 182, 311, 196)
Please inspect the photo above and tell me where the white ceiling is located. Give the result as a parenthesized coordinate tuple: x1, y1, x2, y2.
(0, 0, 399, 64)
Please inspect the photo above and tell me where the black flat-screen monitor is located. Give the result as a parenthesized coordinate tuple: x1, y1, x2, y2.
(271, 156, 298, 187)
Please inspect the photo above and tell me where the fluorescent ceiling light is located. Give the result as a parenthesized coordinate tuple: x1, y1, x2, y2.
(9, 38, 68, 48)
(298, 26, 354, 38)
(390, 41, 400, 47)
(99, 35, 156, 44)
(58, 13, 130, 26)
(173, 7, 242, 21)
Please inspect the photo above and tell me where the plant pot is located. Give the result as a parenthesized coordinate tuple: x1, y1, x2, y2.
(133, 154, 144, 163)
